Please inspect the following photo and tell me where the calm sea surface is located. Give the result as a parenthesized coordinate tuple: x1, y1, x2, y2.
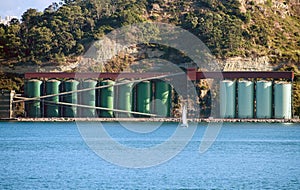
(0, 122, 299, 189)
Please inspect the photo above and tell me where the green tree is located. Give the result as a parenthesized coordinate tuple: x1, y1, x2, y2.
(27, 26, 54, 60)
(0, 24, 6, 58)
(4, 23, 21, 59)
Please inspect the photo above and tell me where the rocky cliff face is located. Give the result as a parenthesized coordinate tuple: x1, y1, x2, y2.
(0, 53, 277, 73)
(239, 0, 299, 16)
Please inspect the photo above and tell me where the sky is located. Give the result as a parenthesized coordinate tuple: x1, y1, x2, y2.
(0, 0, 61, 19)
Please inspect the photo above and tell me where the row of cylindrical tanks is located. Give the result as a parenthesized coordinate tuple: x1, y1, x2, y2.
(24, 79, 172, 118)
(220, 80, 292, 119)
(24, 78, 293, 119)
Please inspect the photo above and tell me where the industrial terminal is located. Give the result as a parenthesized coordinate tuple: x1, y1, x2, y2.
(0, 69, 297, 122)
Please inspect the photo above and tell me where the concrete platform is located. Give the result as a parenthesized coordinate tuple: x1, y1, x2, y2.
(1, 117, 298, 123)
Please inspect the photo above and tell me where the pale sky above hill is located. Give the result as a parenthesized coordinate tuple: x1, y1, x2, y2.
(0, 0, 60, 19)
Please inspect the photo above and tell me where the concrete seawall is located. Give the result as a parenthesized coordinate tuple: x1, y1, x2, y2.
(1, 118, 299, 123)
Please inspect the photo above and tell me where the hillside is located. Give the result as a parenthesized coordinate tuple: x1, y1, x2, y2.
(0, 0, 299, 115)
(0, 0, 299, 66)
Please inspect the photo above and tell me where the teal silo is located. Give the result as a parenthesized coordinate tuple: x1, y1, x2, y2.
(45, 79, 61, 117)
(81, 80, 97, 117)
(136, 81, 151, 117)
(63, 80, 79, 117)
(24, 80, 28, 116)
(274, 82, 292, 119)
(24, 80, 28, 97)
(99, 80, 115, 117)
(154, 80, 172, 117)
(256, 80, 272, 118)
(220, 80, 236, 118)
(26, 79, 42, 118)
(238, 80, 254, 118)
(116, 80, 133, 118)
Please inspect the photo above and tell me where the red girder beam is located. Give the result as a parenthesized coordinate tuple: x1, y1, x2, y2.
(25, 70, 294, 80)
(25, 72, 169, 79)
(194, 71, 294, 80)
(186, 68, 294, 80)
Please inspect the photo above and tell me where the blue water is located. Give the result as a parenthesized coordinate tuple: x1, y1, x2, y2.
(0, 122, 299, 189)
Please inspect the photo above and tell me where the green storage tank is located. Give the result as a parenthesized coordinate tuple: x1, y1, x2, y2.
(81, 80, 97, 117)
(99, 80, 115, 117)
(274, 82, 292, 119)
(26, 79, 42, 118)
(45, 79, 61, 117)
(24, 80, 28, 97)
(136, 81, 151, 117)
(238, 80, 254, 118)
(63, 80, 79, 117)
(256, 80, 272, 118)
(154, 80, 172, 117)
(220, 80, 236, 118)
(116, 80, 133, 118)
(131, 84, 137, 116)
(24, 80, 28, 115)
